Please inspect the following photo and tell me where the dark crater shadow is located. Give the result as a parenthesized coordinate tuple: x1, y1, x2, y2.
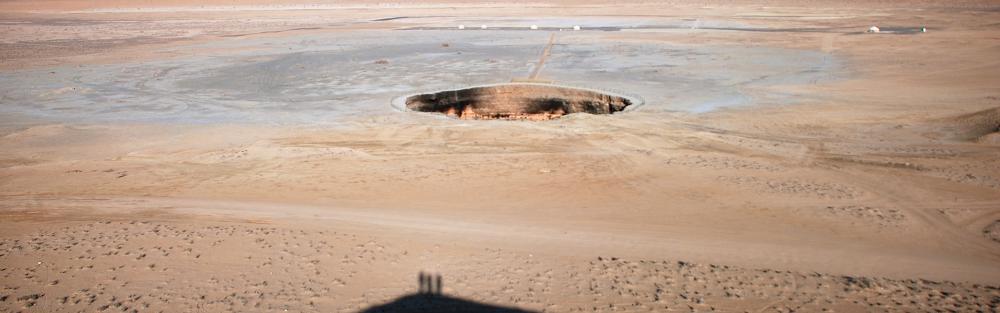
(403, 83, 634, 121)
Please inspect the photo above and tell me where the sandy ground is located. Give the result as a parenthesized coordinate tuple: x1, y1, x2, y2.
(1, 1, 999, 312)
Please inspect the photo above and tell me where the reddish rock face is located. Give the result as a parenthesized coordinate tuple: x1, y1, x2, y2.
(405, 84, 632, 120)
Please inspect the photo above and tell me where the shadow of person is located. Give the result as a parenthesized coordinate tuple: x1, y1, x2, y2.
(358, 272, 537, 313)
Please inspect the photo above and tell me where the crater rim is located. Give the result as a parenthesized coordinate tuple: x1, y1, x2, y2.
(391, 82, 644, 121)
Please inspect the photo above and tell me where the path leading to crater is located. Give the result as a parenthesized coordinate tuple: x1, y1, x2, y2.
(528, 33, 557, 81)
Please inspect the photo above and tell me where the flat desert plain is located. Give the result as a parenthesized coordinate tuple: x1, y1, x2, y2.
(1, 1, 999, 312)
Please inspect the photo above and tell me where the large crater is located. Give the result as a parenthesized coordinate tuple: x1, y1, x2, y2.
(400, 83, 636, 120)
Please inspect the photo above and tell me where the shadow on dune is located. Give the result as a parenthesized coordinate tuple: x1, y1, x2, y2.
(357, 272, 537, 313)
(357, 293, 537, 313)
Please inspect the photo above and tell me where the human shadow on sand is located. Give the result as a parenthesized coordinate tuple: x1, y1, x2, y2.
(357, 272, 537, 313)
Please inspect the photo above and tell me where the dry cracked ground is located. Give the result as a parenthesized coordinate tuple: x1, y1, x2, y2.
(1, 1, 1000, 312)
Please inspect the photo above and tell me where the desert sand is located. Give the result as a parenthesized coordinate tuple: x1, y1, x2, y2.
(1, 1, 999, 312)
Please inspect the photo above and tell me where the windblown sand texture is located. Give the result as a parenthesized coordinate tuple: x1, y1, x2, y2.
(1, 1, 999, 312)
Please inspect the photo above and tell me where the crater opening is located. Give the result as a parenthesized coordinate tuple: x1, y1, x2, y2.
(402, 83, 635, 121)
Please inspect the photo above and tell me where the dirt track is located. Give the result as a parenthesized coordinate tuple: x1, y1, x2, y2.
(1, 1, 999, 312)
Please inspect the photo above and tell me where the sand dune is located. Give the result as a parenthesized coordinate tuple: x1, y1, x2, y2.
(933, 106, 1000, 143)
